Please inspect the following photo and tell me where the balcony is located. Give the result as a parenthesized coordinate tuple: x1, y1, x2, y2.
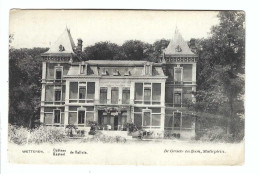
(42, 79, 66, 84)
(134, 100, 161, 105)
(165, 103, 188, 109)
(43, 101, 65, 105)
(69, 99, 94, 104)
(166, 80, 196, 86)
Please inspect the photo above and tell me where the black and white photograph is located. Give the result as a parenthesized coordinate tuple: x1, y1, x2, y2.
(7, 10, 245, 165)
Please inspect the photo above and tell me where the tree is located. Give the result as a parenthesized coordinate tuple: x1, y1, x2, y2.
(83, 41, 123, 60)
(194, 11, 245, 137)
(121, 40, 151, 61)
(9, 47, 48, 128)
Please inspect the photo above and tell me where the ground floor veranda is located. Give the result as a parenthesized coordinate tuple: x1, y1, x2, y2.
(41, 105, 196, 139)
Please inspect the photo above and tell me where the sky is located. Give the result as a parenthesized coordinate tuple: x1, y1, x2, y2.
(9, 10, 220, 49)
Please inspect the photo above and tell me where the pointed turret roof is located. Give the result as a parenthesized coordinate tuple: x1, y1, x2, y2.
(164, 28, 196, 56)
(41, 28, 76, 57)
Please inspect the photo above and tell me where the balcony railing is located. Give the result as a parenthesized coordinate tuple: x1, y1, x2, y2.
(69, 99, 94, 103)
(44, 101, 65, 105)
(134, 100, 161, 105)
(42, 79, 66, 84)
(165, 103, 188, 108)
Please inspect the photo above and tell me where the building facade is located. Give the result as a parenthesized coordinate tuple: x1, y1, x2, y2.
(40, 28, 197, 139)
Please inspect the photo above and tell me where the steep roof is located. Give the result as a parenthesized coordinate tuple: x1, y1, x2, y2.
(65, 60, 166, 77)
(41, 28, 76, 57)
(164, 28, 196, 56)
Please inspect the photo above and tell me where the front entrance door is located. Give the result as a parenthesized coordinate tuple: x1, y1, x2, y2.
(98, 110, 127, 131)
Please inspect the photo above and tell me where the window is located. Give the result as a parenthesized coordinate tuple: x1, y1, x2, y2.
(54, 110, 61, 123)
(62, 86, 66, 101)
(144, 88, 151, 104)
(143, 111, 151, 126)
(78, 110, 85, 124)
(135, 83, 143, 102)
(111, 87, 119, 104)
(79, 87, 86, 99)
(122, 88, 130, 104)
(45, 86, 54, 101)
(182, 64, 192, 81)
(55, 69, 62, 80)
(152, 83, 161, 104)
(100, 88, 107, 104)
(174, 67, 182, 82)
(69, 82, 78, 99)
(174, 112, 181, 128)
(87, 82, 95, 100)
(55, 90, 61, 101)
(174, 92, 182, 107)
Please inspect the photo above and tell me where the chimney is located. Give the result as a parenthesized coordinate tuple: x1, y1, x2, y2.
(77, 38, 83, 53)
(189, 38, 195, 48)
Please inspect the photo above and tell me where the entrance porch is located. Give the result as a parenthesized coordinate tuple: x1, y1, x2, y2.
(97, 106, 130, 131)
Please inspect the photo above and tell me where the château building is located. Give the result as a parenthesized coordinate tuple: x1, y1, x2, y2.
(40, 28, 197, 139)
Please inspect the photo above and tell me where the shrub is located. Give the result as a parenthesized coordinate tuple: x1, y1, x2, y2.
(124, 122, 138, 132)
(199, 126, 233, 142)
(8, 124, 66, 145)
(29, 126, 65, 144)
(8, 124, 29, 145)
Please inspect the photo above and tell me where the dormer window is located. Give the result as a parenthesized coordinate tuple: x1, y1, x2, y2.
(124, 71, 131, 76)
(113, 69, 120, 76)
(59, 45, 65, 52)
(80, 65, 86, 74)
(175, 45, 182, 52)
(101, 68, 107, 76)
(144, 63, 152, 75)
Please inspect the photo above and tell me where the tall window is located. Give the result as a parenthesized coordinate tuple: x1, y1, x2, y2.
(87, 82, 95, 100)
(78, 110, 85, 124)
(55, 69, 62, 80)
(135, 83, 143, 103)
(174, 67, 182, 82)
(174, 92, 182, 107)
(54, 110, 61, 123)
(144, 88, 151, 104)
(143, 111, 151, 126)
(69, 82, 78, 99)
(111, 87, 119, 104)
(55, 89, 61, 101)
(79, 87, 86, 99)
(122, 88, 130, 104)
(152, 83, 161, 104)
(100, 88, 107, 104)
